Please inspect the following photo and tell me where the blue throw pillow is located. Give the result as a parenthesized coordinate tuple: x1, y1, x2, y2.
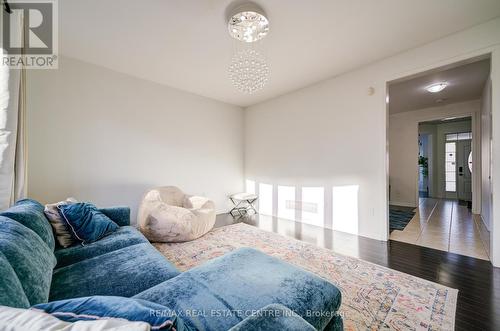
(32, 296, 191, 331)
(58, 203, 118, 245)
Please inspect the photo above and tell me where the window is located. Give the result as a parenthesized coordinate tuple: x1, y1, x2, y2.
(446, 132, 472, 141)
(445, 142, 456, 192)
(457, 132, 472, 140)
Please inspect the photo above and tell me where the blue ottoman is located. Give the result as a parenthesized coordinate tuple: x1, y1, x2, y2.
(134, 247, 342, 330)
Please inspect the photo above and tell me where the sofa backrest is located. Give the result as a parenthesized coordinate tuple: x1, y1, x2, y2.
(98, 206, 131, 227)
(0, 216, 57, 307)
(0, 199, 56, 251)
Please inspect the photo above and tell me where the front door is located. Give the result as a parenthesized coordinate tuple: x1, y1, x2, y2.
(456, 140, 472, 201)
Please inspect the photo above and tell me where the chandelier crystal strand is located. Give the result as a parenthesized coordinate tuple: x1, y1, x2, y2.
(228, 47, 269, 94)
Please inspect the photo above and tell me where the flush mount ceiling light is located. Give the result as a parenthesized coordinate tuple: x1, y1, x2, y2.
(227, 2, 270, 94)
(426, 82, 448, 93)
(227, 4, 269, 43)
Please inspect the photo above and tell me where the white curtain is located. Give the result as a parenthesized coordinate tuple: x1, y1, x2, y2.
(0, 11, 27, 210)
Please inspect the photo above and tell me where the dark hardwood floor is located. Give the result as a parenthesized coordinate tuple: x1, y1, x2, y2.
(215, 213, 500, 331)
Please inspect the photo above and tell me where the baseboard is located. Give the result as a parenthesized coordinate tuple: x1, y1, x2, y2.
(389, 201, 417, 208)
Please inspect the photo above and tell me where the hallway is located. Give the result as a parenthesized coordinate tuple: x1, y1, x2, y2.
(390, 198, 490, 260)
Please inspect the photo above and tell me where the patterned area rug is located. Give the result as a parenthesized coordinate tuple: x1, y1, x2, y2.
(153, 223, 457, 330)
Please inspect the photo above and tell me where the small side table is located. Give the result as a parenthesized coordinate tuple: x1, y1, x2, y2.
(229, 193, 258, 217)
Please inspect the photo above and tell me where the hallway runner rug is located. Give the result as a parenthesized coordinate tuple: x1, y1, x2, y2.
(154, 223, 457, 331)
(389, 207, 416, 232)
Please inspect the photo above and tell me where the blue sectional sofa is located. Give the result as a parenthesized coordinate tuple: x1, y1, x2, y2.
(0, 199, 343, 330)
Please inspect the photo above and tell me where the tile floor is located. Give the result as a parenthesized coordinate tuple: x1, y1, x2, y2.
(390, 198, 490, 260)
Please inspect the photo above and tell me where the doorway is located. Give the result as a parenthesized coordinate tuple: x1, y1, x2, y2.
(387, 58, 491, 260)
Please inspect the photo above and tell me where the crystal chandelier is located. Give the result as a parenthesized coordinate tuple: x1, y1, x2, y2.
(229, 48, 269, 94)
(227, 3, 270, 94)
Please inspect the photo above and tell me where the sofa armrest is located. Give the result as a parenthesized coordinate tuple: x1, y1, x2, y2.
(98, 207, 130, 227)
(229, 304, 316, 331)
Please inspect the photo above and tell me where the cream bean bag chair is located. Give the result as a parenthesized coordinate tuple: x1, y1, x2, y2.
(137, 186, 216, 242)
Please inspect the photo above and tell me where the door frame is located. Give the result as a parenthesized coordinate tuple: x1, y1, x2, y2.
(385, 52, 491, 249)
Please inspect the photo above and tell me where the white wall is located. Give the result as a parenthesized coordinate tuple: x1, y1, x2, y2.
(245, 18, 500, 244)
(27, 57, 244, 220)
(245, 76, 388, 240)
(481, 77, 492, 230)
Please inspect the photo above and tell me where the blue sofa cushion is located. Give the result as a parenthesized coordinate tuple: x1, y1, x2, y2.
(55, 226, 148, 268)
(134, 247, 342, 331)
(50, 243, 180, 301)
(58, 203, 118, 245)
(0, 252, 30, 308)
(32, 296, 192, 331)
(0, 199, 55, 251)
(228, 304, 317, 331)
(0, 216, 57, 305)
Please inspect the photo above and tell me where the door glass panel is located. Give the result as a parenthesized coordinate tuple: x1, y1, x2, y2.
(446, 143, 456, 152)
(445, 142, 456, 192)
(445, 172, 455, 182)
(446, 133, 458, 141)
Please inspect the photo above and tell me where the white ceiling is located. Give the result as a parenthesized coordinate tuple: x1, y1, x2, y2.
(59, 1, 500, 107)
(389, 59, 491, 114)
